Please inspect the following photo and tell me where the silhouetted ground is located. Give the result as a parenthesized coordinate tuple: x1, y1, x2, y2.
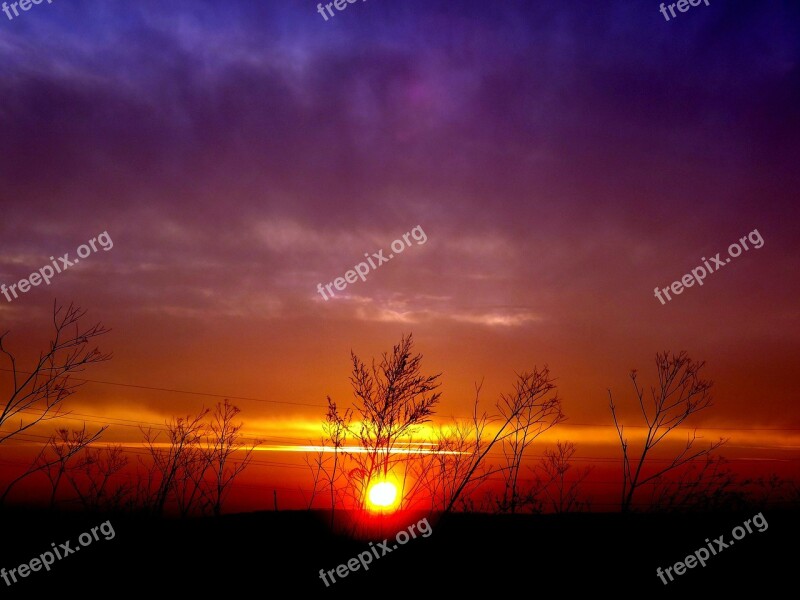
(0, 507, 795, 594)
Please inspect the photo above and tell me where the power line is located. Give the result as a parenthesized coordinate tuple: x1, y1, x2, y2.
(4, 369, 796, 433)
(7, 406, 800, 461)
(2, 367, 798, 431)
(4, 427, 799, 467)
(0, 367, 326, 409)
(438, 415, 800, 432)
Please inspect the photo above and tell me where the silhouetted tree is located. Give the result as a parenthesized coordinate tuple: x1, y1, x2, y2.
(305, 397, 351, 525)
(608, 351, 727, 512)
(0, 301, 110, 447)
(141, 409, 209, 516)
(497, 368, 565, 513)
(68, 444, 132, 511)
(139, 403, 259, 516)
(443, 367, 564, 513)
(328, 333, 442, 510)
(748, 474, 800, 509)
(204, 400, 259, 517)
(1, 424, 105, 505)
(648, 454, 744, 512)
(421, 383, 492, 512)
(533, 440, 592, 513)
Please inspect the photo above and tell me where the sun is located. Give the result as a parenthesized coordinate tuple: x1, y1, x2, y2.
(366, 481, 399, 512)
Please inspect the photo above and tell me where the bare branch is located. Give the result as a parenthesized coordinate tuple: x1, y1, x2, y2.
(607, 351, 724, 512)
(0, 301, 110, 447)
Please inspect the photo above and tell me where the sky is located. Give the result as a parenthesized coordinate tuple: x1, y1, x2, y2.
(0, 0, 799, 511)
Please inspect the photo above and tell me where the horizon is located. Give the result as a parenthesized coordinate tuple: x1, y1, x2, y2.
(1, 0, 798, 591)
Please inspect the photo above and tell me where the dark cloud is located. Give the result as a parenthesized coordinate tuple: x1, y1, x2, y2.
(0, 0, 797, 431)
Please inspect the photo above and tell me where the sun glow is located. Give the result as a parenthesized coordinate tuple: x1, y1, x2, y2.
(367, 481, 399, 512)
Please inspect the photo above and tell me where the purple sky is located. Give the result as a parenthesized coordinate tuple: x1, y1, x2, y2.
(1, 1, 799, 500)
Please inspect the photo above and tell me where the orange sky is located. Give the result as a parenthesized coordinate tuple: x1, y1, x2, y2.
(1, 0, 799, 512)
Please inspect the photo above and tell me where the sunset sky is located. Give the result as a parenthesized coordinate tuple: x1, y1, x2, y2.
(1, 0, 798, 511)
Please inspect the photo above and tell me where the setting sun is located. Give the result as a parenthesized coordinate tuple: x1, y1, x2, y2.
(367, 481, 398, 511)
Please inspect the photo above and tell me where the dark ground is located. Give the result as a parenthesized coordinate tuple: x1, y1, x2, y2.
(0, 507, 795, 594)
